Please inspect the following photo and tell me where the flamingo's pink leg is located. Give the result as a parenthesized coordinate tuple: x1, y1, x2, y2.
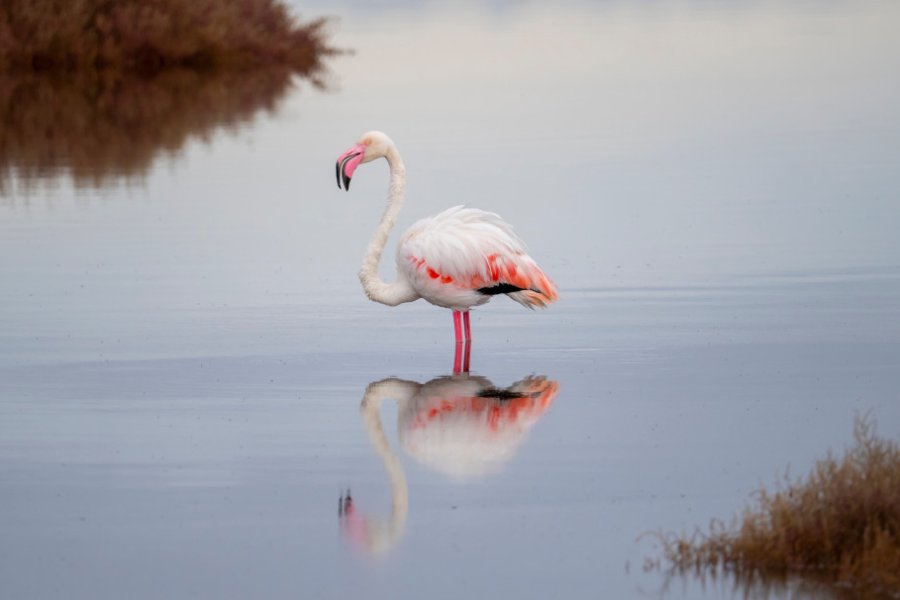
(463, 311, 471, 341)
(452, 310, 463, 345)
(462, 340, 471, 373)
(452, 311, 464, 374)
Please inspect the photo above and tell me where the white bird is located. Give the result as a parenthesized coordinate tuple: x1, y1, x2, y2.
(335, 131, 558, 359)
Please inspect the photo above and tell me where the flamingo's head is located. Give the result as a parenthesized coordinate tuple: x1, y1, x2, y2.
(336, 131, 394, 191)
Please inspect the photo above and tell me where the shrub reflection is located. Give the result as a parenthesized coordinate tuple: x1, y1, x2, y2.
(0, 63, 327, 191)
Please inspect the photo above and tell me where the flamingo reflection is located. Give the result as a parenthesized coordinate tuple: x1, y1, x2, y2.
(340, 373, 558, 555)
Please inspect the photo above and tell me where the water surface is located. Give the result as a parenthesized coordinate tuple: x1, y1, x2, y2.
(1, 1, 899, 598)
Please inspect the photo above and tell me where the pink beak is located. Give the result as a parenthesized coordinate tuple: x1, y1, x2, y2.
(336, 143, 366, 190)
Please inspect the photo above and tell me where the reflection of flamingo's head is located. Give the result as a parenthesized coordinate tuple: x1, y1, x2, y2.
(399, 376, 558, 480)
(338, 489, 401, 556)
(335, 131, 394, 191)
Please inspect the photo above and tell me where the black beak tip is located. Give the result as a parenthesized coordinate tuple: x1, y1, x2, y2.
(336, 151, 361, 191)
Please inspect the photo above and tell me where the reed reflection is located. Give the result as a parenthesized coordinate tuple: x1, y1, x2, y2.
(649, 569, 847, 600)
(0, 65, 325, 192)
(340, 372, 558, 555)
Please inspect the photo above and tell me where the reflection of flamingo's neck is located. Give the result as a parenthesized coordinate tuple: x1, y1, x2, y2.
(358, 379, 420, 552)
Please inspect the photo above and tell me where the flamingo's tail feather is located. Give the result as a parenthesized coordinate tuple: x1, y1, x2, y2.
(507, 288, 554, 309)
(474, 252, 558, 309)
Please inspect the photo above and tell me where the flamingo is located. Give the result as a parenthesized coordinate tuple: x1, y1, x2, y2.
(335, 131, 558, 368)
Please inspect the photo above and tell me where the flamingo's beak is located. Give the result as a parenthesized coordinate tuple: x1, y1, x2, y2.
(336, 143, 366, 191)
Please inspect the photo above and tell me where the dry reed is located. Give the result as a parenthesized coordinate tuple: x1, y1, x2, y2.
(659, 417, 900, 597)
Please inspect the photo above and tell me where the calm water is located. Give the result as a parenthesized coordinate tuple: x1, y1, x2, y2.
(2, 1, 900, 598)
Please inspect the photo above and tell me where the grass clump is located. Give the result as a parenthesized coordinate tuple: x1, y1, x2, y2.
(661, 417, 900, 596)
(0, 0, 334, 74)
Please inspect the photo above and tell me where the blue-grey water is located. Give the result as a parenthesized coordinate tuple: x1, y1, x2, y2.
(2, 1, 899, 599)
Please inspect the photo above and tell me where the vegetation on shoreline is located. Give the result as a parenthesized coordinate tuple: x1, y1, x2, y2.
(0, 0, 337, 190)
(0, 0, 333, 74)
(659, 417, 900, 596)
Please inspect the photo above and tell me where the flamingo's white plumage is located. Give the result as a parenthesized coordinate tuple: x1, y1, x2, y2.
(336, 131, 558, 351)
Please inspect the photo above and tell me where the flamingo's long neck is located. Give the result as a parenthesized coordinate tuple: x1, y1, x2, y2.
(358, 146, 418, 306)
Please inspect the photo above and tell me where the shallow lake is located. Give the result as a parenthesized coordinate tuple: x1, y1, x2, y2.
(1, 1, 899, 598)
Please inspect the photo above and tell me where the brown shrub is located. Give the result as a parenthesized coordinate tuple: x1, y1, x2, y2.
(660, 417, 900, 597)
(0, 0, 335, 74)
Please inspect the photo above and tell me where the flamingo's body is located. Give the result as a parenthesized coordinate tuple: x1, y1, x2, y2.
(336, 131, 557, 358)
(398, 205, 557, 312)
